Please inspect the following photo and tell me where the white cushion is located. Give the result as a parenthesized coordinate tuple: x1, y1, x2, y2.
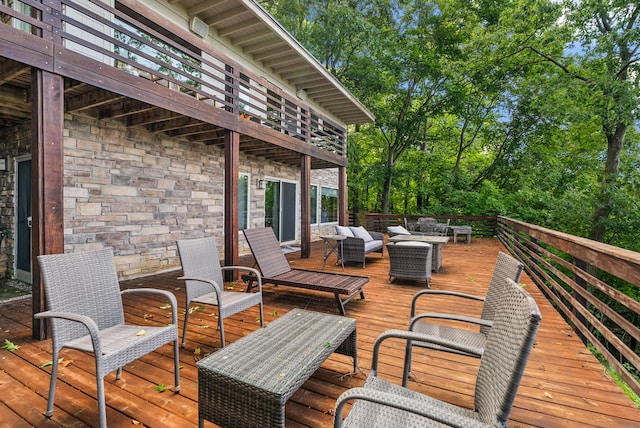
(364, 240, 383, 252)
(395, 241, 431, 248)
(335, 225, 354, 237)
(350, 226, 374, 242)
(387, 225, 410, 235)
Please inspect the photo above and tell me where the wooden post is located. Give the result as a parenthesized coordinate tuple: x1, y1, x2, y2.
(224, 129, 240, 280)
(338, 166, 347, 226)
(300, 155, 311, 258)
(31, 69, 64, 340)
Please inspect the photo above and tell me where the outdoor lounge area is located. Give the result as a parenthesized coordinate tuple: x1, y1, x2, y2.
(1, 237, 639, 427)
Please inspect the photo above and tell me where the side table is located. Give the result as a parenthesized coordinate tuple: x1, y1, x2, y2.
(320, 234, 346, 269)
(450, 226, 472, 244)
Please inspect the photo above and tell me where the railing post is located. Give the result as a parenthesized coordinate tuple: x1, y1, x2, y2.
(572, 257, 589, 343)
(225, 64, 237, 114)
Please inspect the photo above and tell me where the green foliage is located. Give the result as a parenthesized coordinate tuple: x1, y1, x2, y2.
(2, 339, 19, 352)
(262, 0, 640, 254)
(587, 343, 640, 407)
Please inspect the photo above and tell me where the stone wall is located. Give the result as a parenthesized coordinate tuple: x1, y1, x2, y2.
(62, 115, 337, 278)
(0, 115, 339, 280)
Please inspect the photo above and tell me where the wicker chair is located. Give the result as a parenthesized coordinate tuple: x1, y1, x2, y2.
(333, 278, 541, 427)
(385, 242, 432, 287)
(335, 225, 384, 268)
(402, 251, 523, 386)
(34, 249, 181, 428)
(177, 237, 264, 348)
(418, 217, 450, 236)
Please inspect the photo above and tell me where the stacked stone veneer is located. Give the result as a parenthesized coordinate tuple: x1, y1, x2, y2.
(0, 115, 340, 280)
(63, 115, 337, 279)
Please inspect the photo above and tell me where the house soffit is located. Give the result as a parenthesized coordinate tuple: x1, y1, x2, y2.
(169, 0, 375, 125)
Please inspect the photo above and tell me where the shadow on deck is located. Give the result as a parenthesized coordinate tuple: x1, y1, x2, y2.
(0, 237, 638, 427)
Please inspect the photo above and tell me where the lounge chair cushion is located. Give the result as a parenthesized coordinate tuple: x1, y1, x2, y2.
(350, 226, 374, 242)
(387, 225, 411, 235)
(336, 225, 355, 237)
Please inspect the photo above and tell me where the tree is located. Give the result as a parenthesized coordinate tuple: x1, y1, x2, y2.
(520, 1, 640, 242)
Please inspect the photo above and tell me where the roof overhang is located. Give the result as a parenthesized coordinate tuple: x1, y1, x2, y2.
(172, 0, 375, 125)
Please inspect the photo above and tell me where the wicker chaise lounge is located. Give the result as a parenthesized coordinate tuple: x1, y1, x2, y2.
(243, 227, 369, 315)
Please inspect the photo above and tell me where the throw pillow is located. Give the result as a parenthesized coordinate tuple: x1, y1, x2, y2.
(335, 225, 354, 237)
(349, 226, 374, 242)
(387, 225, 411, 235)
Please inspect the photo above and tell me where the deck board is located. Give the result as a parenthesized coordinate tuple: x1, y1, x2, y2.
(0, 237, 639, 427)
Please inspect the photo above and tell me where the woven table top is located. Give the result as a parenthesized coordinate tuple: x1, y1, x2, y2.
(197, 308, 356, 395)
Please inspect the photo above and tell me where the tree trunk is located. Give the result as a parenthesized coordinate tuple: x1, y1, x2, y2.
(382, 168, 392, 214)
(381, 147, 395, 214)
(589, 123, 627, 242)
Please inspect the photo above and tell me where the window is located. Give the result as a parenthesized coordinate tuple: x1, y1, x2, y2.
(320, 187, 338, 223)
(310, 185, 318, 224)
(239, 174, 249, 230)
(5, 0, 33, 33)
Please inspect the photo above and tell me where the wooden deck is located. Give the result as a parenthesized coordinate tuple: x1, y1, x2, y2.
(1, 238, 639, 427)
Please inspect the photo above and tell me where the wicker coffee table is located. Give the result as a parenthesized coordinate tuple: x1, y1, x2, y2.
(197, 308, 358, 427)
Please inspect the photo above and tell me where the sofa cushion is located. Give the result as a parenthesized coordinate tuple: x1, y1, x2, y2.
(350, 226, 374, 242)
(387, 225, 411, 235)
(335, 225, 354, 237)
(364, 240, 384, 253)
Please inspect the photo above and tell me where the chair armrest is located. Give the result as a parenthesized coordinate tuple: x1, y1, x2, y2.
(121, 288, 179, 325)
(368, 231, 385, 241)
(410, 312, 493, 329)
(342, 236, 366, 251)
(34, 311, 102, 354)
(370, 329, 483, 374)
(334, 387, 491, 428)
(410, 289, 485, 317)
(220, 266, 262, 292)
(178, 275, 223, 294)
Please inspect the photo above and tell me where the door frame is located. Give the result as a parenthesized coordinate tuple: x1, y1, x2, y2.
(264, 178, 298, 244)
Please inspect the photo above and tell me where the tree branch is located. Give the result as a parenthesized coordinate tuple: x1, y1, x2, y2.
(521, 46, 595, 84)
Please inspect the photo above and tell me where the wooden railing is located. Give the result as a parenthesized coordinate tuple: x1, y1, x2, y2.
(498, 216, 640, 396)
(0, 0, 345, 155)
(365, 213, 640, 395)
(364, 213, 497, 237)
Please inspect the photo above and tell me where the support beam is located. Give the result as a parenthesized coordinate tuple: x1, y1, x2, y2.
(339, 166, 347, 226)
(31, 69, 64, 339)
(224, 129, 240, 280)
(300, 155, 311, 258)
